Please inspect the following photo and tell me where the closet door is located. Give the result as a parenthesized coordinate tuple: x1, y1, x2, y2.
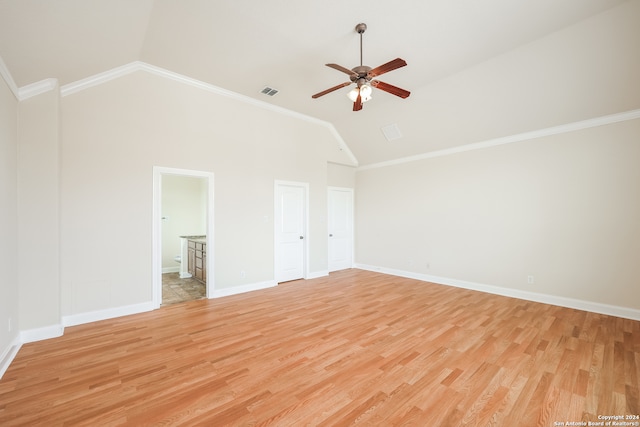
(328, 187, 353, 272)
(275, 182, 307, 282)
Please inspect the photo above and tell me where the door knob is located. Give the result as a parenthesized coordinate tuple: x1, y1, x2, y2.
(299, 236, 304, 239)
(329, 234, 333, 237)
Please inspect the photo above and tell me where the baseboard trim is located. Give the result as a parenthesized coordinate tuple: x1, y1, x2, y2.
(0, 336, 22, 379)
(20, 324, 64, 344)
(354, 264, 640, 321)
(210, 280, 278, 299)
(162, 267, 180, 274)
(62, 301, 155, 327)
(307, 270, 329, 280)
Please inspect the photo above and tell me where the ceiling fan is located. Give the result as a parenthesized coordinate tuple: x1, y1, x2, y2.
(312, 23, 410, 111)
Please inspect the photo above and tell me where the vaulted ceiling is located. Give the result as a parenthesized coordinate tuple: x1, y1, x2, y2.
(0, 0, 630, 165)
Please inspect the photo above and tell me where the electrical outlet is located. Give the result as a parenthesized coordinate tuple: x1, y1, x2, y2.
(527, 275, 534, 284)
(7, 318, 11, 332)
(240, 271, 247, 279)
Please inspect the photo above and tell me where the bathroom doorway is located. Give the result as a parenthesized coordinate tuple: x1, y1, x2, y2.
(152, 167, 214, 308)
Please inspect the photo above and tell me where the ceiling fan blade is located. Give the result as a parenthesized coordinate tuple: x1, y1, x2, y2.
(353, 91, 363, 111)
(326, 63, 357, 77)
(371, 80, 411, 99)
(311, 82, 352, 99)
(368, 58, 407, 78)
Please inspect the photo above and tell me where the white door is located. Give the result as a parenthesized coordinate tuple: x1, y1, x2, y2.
(275, 182, 307, 282)
(328, 187, 353, 272)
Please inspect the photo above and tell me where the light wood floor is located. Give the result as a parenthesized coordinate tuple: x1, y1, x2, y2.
(1, 269, 638, 426)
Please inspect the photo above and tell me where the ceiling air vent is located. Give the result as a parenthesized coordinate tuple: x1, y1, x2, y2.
(381, 123, 403, 141)
(260, 86, 279, 96)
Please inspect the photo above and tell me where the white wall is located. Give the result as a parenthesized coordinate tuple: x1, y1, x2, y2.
(60, 70, 353, 317)
(327, 163, 356, 189)
(355, 118, 640, 313)
(161, 174, 207, 270)
(0, 69, 19, 368)
(17, 88, 61, 331)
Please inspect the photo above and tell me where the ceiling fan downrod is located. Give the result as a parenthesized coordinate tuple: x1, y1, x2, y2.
(355, 23, 367, 67)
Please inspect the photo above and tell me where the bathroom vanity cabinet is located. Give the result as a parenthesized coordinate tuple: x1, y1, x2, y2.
(187, 238, 206, 284)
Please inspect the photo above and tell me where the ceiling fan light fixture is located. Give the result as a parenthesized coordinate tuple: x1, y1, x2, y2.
(347, 84, 372, 103)
(360, 84, 372, 99)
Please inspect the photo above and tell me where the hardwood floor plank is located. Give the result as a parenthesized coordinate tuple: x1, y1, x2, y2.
(0, 269, 638, 425)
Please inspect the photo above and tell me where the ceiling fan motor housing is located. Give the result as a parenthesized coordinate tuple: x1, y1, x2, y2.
(350, 66, 372, 84)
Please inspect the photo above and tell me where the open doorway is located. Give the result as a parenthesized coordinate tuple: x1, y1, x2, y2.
(152, 167, 214, 308)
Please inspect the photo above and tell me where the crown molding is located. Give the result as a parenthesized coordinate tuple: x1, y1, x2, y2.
(358, 108, 640, 171)
(18, 78, 58, 101)
(59, 61, 143, 97)
(0, 55, 19, 99)
(0, 55, 58, 101)
(59, 61, 358, 166)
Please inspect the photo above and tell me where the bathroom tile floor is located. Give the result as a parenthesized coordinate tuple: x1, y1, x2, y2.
(162, 273, 206, 305)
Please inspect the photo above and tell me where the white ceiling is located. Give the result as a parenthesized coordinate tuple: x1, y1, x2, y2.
(0, 0, 629, 165)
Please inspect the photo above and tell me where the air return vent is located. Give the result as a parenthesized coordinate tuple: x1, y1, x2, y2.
(260, 86, 279, 96)
(381, 123, 403, 141)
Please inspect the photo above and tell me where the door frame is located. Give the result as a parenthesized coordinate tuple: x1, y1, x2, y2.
(328, 186, 355, 272)
(274, 180, 309, 283)
(152, 166, 215, 308)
